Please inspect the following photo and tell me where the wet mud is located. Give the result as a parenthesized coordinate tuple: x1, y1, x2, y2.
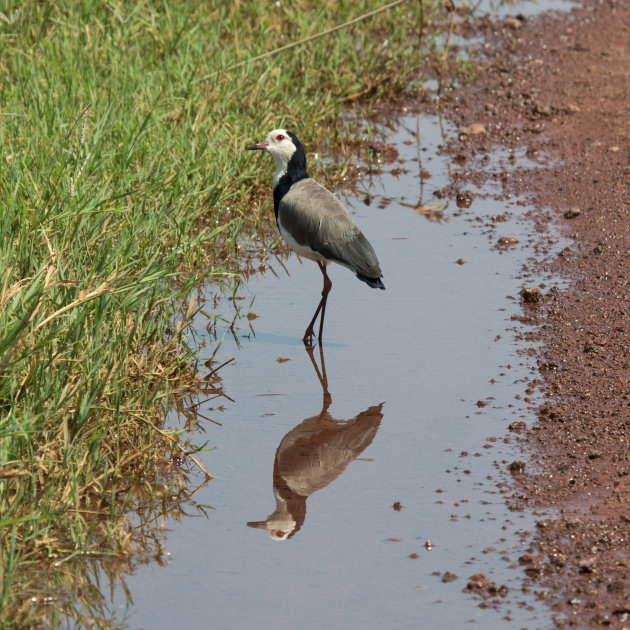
(432, 1, 630, 626)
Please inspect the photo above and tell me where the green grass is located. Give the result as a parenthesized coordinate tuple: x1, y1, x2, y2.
(0, 0, 441, 625)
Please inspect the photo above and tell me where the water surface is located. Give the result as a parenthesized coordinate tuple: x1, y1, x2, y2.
(474, 0, 576, 16)
(109, 110, 565, 629)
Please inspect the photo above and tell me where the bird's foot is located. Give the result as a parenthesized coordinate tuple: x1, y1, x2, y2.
(303, 327, 324, 346)
(302, 330, 316, 346)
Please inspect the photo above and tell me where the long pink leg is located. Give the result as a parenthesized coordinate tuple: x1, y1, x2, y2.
(303, 261, 332, 345)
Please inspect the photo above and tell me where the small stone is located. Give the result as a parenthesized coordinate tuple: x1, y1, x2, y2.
(462, 123, 486, 137)
(534, 103, 553, 116)
(578, 556, 597, 573)
(509, 460, 526, 474)
(509, 421, 527, 431)
(456, 190, 474, 208)
(442, 571, 458, 583)
(609, 146, 620, 152)
(455, 258, 467, 265)
(505, 18, 522, 29)
(564, 207, 581, 219)
(524, 565, 543, 578)
(276, 356, 290, 363)
(497, 236, 519, 246)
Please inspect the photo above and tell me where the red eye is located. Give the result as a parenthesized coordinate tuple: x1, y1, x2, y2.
(276, 134, 285, 141)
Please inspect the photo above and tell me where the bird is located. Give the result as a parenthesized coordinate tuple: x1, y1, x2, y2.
(247, 344, 383, 540)
(246, 129, 384, 344)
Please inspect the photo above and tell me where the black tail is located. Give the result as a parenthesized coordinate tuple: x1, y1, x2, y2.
(357, 273, 385, 290)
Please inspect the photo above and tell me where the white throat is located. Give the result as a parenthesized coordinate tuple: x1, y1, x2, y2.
(272, 156, 289, 189)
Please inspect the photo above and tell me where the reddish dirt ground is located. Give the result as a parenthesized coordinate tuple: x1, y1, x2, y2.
(437, 0, 630, 626)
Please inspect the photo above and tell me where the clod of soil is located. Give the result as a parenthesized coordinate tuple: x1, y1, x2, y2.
(496, 236, 519, 247)
(508, 421, 527, 432)
(563, 207, 582, 219)
(465, 573, 491, 592)
(464, 572, 508, 599)
(520, 287, 542, 304)
(456, 191, 474, 208)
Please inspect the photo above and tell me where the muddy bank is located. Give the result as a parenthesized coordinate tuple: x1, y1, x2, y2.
(434, 1, 630, 626)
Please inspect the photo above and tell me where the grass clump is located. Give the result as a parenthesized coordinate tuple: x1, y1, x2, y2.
(0, 103, 221, 625)
(0, 0, 440, 624)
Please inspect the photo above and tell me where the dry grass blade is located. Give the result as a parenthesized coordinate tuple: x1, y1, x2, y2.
(31, 279, 113, 335)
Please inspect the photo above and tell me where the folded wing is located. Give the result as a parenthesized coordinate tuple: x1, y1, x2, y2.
(278, 178, 383, 281)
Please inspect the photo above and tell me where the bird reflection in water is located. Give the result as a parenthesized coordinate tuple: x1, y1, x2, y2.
(247, 344, 383, 540)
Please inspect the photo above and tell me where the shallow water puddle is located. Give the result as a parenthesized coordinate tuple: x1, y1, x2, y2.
(473, 0, 576, 16)
(105, 110, 567, 629)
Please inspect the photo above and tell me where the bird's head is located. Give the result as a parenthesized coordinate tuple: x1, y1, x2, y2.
(247, 515, 297, 541)
(247, 129, 307, 186)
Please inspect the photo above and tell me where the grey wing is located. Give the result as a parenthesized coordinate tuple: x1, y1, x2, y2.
(279, 179, 383, 278)
(318, 229, 382, 279)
